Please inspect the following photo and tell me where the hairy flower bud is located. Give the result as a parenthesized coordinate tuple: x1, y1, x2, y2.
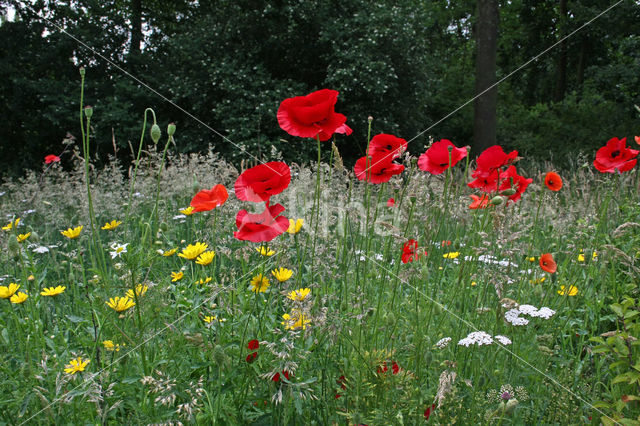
(79, 67, 85, 77)
(84, 105, 93, 119)
(501, 188, 517, 196)
(167, 122, 176, 137)
(150, 124, 161, 144)
(490, 195, 504, 206)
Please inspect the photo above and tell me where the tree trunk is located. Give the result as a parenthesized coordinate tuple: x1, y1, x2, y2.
(553, 0, 568, 102)
(473, 0, 500, 156)
(129, 0, 142, 57)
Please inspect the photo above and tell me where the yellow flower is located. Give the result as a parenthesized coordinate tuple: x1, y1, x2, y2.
(526, 256, 537, 262)
(180, 206, 195, 215)
(196, 251, 216, 266)
(471, 281, 477, 287)
(558, 285, 578, 296)
(102, 340, 124, 351)
(2, 218, 20, 231)
(0, 283, 20, 299)
(529, 276, 547, 285)
(287, 218, 304, 234)
(16, 232, 31, 242)
(40, 286, 66, 297)
(203, 315, 215, 323)
(256, 246, 275, 256)
(287, 288, 311, 302)
(196, 277, 212, 285)
(178, 242, 208, 260)
(577, 251, 597, 262)
(281, 309, 311, 330)
(161, 248, 178, 257)
(60, 225, 83, 239)
(126, 284, 148, 299)
(64, 357, 90, 375)
(101, 220, 122, 230)
(27, 275, 35, 281)
(443, 251, 460, 259)
(10, 291, 28, 304)
(171, 271, 184, 282)
(271, 267, 293, 283)
(105, 296, 135, 312)
(250, 274, 270, 293)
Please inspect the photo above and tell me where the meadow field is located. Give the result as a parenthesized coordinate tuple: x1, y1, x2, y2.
(0, 87, 639, 425)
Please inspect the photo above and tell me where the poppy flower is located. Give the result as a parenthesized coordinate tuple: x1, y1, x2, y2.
(235, 162, 291, 203)
(354, 153, 405, 184)
(401, 239, 424, 263)
(246, 352, 257, 363)
(271, 370, 291, 382)
(593, 137, 639, 173)
(190, 184, 229, 212)
(417, 139, 468, 175)
(635, 136, 640, 145)
(469, 194, 490, 209)
(247, 339, 259, 350)
(498, 166, 533, 203)
(367, 134, 408, 160)
(45, 154, 60, 164)
(234, 203, 289, 243)
(467, 169, 499, 193)
(473, 145, 518, 178)
(277, 89, 348, 141)
(387, 198, 395, 207)
(544, 172, 563, 191)
(540, 253, 557, 274)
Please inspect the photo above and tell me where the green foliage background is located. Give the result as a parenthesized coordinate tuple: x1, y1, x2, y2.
(1, 0, 639, 178)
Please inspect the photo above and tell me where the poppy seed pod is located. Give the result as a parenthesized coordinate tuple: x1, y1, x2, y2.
(79, 67, 85, 77)
(167, 122, 176, 137)
(84, 105, 93, 119)
(490, 195, 505, 206)
(500, 188, 517, 196)
(150, 124, 161, 144)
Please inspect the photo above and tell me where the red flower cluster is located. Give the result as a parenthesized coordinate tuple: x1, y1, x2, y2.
(44, 154, 60, 164)
(401, 239, 426, 264)
(272, 370, 291, 382)
(424, 403, 436, 420)
(277, 89, 351, 141)
(468, 145, 531, 204)
(190, 184, 228, 212)
(593, 137, 638, 173)
(377, 361, 400, 375)
(354, 134, 407, 184)
(233, 162, 291, 242)
(418, 139, 467, 175)
(335, 375, 347, 399)
(246, 339, 259, 363)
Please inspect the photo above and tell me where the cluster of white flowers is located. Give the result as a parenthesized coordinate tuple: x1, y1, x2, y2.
(464, 254, 517, 268)
(505, 304, 556, 326)
(494, 335, 512, 345)
(435, 337, 452, 348)
(354, 250, 388, 263)
(458, 331, 513, 347)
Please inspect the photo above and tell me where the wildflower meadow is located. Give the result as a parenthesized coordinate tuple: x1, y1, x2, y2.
(1, 75, 639, 425)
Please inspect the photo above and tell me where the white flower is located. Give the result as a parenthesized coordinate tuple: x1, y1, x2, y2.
(32, 246, 50, 254)
(109, 243, 128, 259)
(494, 335, 512, 345)
(518, 304, 538, 315)
(532, 307, 555, 319)
(436, 337, 452, 349)
(458, 331, 493, 347)
(505, 309, 529, 326)
(173, 214, 186, 220)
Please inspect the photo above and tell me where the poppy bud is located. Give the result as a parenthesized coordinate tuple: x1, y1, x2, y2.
(368, 116, 373, 123)
(192, 174, 200, 193)
(167, 122, 176, 137)
(79, 67, 85, 77)
(500, 188, 516, 196)
(84, 105, 93, 119)
(150, 124, 161, 144)
(490, 195, 504, 206)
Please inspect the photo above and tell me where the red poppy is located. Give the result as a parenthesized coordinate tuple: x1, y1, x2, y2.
(544, 172, 563, 191)
(391, 361, 400, 374)
(401, 239, 425, 263)
(498, 166, 533, 203)
(190, 184, 229, 212)
(234, 203, 289, 243)
(277, 89, 348, 141)
(441, 240, 452, 247)
(335, 123, 353, 136)
(635, 136, 640, 145)
(235, 162, 291, 203)
(467, 169, 499, 193)
(247, 339, 259, 350)
(424, 404, 436, 420)
(387, 198, 395, 207)
(417, 139, 468, 175)
(469, 194, 490, 209)
(246, 352, 257, 363)
(354, 153, 405, 184)
(473, 145, 518, 178)
(272, 370, 291, 382)
(540, 253, 557, 274)
(593, 137, 639, 173)
(44, 154, 60, 164)
(367, 134, 408, 160)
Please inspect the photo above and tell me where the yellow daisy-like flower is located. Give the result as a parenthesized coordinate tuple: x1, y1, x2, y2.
(178, 242, 208, 260)
(471, 281, 477, 287)
(0, 283, 20, 299)
(287, 288, 311, 302)
(126, 284, 148, 299)
(250, 274, 270, 293)
(102, 340, 124, 351)
(16, 232, 31, 242)
(577, 251, 597, 262)
(40, 286, 66, 297)
(161, 248, 178, 257)
(281, 309, 311, 330)
(196, 251, 216, 266)
(287, 218, 304, 234)
(256, 246, 275, 256)
(64, 357, 90, 375)
(203, 315, 215, 323)
(180, 206, 195, 215)
(101, 220, 122, 230)
(171, 271, 184, 282)
(2, 218, 20, 231)
(60, 225, 83, 239)
(526, 256, 537, 262)
(271, 267, 293, 283)
(558, 285, 578, 296)
(443, 251, 460, 259)
(10, 291, 28, 304)
(105, 296, 135, 312)
(196, 277, 212, 285)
